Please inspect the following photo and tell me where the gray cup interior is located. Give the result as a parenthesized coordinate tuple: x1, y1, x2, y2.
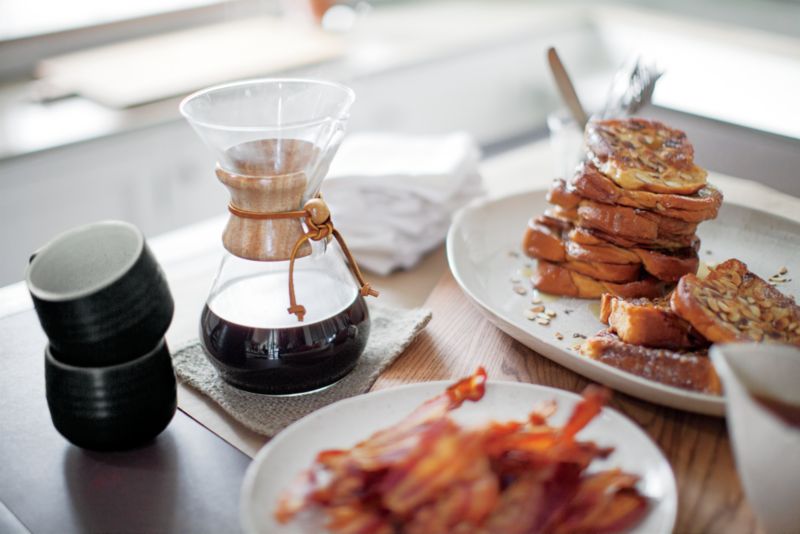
(27, 221, 144, 302)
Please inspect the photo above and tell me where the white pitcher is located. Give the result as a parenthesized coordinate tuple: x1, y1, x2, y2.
(711, 343, 800, 534)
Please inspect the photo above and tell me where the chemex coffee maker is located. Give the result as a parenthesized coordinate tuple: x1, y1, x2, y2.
(180, 78, 377, 395)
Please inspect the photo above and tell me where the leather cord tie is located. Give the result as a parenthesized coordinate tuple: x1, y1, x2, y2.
(228, 197, 379, 322)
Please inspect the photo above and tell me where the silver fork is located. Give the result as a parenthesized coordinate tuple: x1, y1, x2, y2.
(601, 56, 664, 119)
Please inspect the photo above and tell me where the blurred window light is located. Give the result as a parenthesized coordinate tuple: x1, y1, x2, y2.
(597, 8, 800, 139)
(0, 0, 239, 40)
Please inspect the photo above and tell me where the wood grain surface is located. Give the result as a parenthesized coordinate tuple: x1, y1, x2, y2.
(372, 272, 760, 534)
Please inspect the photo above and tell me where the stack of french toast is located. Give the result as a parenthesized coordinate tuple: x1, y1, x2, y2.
(523, 117, 722, 298)
(522, 117, 800, 395)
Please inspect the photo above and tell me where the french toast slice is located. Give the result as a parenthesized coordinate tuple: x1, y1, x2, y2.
(565, 239, 641, 265)
(580, 331, 721, 395)
(570, 226, 698, 250)
(671, 259, 800, 346)
(577, 200, 699, 242)
(548, 179, 702, 238)
(586, 118, 708, 195)
(562, 259, 642, 283)
(533, 261, 668, 299)
(600, 294, 704, 350)
(522, 220, 566, 262)
(546, 179, 582, 209)
(528, 223, 699, 281)
(549, 205, 697, 257)
(545, 179, 701, 247)
(632, 246, 699, 283)
(569, 162, 722, 222)
(535, 213, 572, 233)
(550, 205, 579, 223)
(524, 225, 641, 282)
(571, 227, 699, 276)
(568, 236, 697, 281)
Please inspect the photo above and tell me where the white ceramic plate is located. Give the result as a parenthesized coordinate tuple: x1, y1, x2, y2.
(241, 381, 677, 534)
(446, 190, 800, 416)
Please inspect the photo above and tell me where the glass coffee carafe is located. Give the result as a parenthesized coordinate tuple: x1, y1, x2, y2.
(180, 79, 376, 395)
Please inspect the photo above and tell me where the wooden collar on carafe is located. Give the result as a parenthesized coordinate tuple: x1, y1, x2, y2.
(228, 197, 379, 321)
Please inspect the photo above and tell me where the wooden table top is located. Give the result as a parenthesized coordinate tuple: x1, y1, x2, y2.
(373, 272, 758, 534)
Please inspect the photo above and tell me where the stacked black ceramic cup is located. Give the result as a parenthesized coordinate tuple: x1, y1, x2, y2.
(26, 221, 177, 451)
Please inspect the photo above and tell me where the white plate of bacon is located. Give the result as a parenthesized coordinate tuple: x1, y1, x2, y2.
(241, 370, 676, 533)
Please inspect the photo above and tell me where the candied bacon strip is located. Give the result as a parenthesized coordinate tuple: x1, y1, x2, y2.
(559, 385, 611, 441)
(274, 467, 317, 524)
(380, 424, 498, 517)
(370, 366, 487, 447)
(444, 366, 488, 406)
(480, 471, 551, 534)
(403, 443, 500, 534)
(529, 400, 558, 426)
(324, 505, 393, 534)
(586, 491, 649, 534)
(275, 369, 488, 523)
(550, 469, 648, 534)
(344, 368, 487, 470)
(484, 386, 612, 466)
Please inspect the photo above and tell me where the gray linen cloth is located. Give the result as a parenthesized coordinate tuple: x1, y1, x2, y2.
(172, 303, 431, 437)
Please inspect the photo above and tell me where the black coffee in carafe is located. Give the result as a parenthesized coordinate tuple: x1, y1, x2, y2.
(200, 272, 370, 394)
(200, 274, 370, 395)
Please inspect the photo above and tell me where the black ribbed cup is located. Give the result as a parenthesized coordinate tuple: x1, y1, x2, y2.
(45, 339, 177, 451)
(26, 221, 174, 367)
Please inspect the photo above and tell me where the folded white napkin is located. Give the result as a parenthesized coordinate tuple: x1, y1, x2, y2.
(323, 132, 484, 275)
